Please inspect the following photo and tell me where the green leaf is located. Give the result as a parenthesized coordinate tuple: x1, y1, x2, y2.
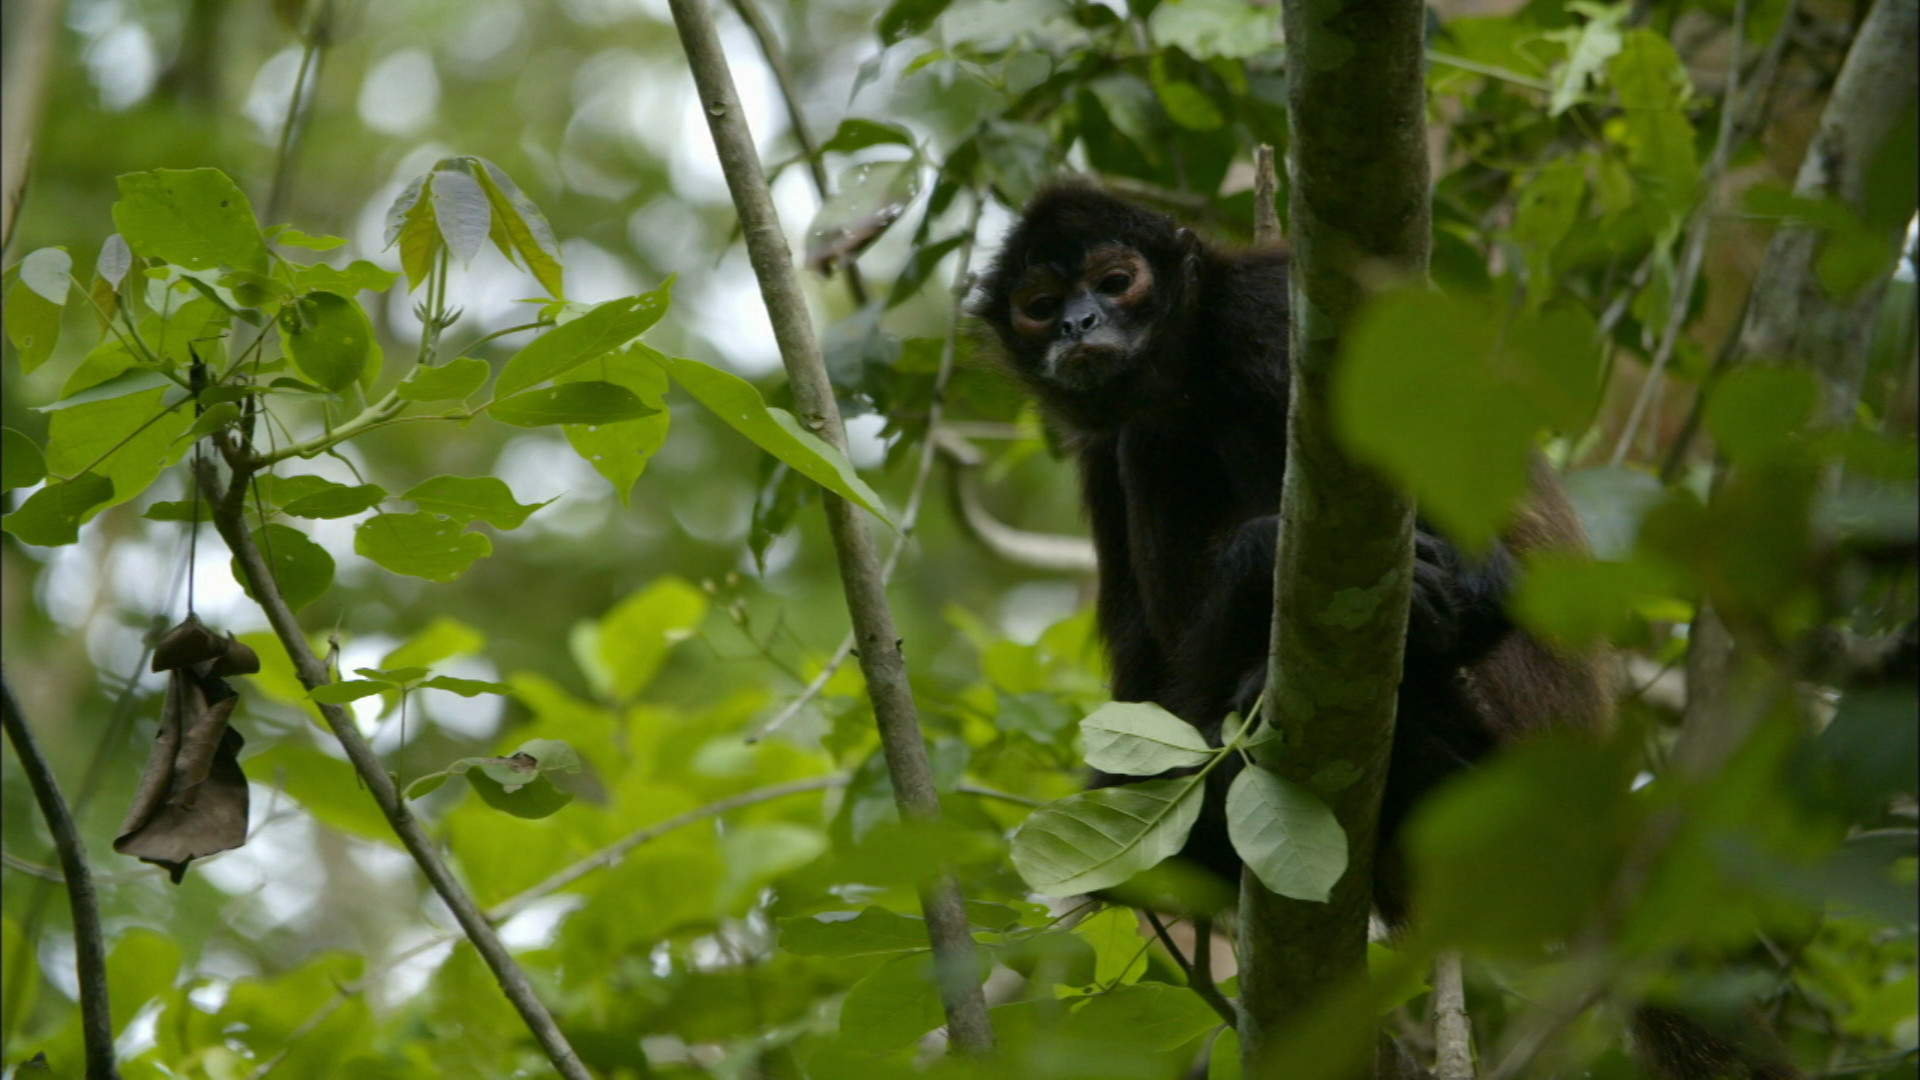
(289, 259, 400, 296)
(1608, 31, 1698, 222)
(354, 513, 491, 582)
(877, 0, 953, 44)
(1, 429, 47, 491)
(384, 172, 438, 291)
(111, 168, 268, 274)
(177, 401, 243, 444)
(18, 247, 71, 304)
(106, 929, 181, 1037)
(1407, 736, 1636, 952)
(430, 161, 491, 266)
(402, 475, 547, 529)
(46, 388, 192, 516)
(720, 823, 829, 910)
(490, 382, 658, 427)
(592, 576, 708, 701)
(267, 475, 387, 519)
(247, 744, 394, 843)
(1337, 290, 1598, 550)
(1011, 777, 1205, 896)
(33, 369, 174, 411)
(280, 291, 376, 392)
(821, 118, 916, 154)
(659, 354, 893, 526)
(475, 158, 567, 298)
(1, 473, 115, 546)
(143, 500, 203, 522)
(1080, 701, 1214, 775)
(1226, 766, 1348, 902)
(309, 680, 393, 705)
(779, 907, 929, 957)
(495, 289, 671, 398)
(381, 616, 485, 670)
(96, 234, 132, 287)
(417, 675, 514, 697)
(4, 274, 62, 373)
(559, 344, 670, 505)
(396, 357, 489, 402)
(1546, 3, 1623, 115)
(1705, 367, 1819, 465)
(1062, 982, 1223, 1050)
(1150, 0, 1280, 59)
(232, 523, 335, 611)
(270, 227, 346, 251)
(839, 952, 945, 1049)
(447, 740, 580, 819)
(1511, 554, 1676, 646)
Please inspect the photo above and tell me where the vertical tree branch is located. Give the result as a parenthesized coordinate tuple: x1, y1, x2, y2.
(1, 670, 119, 1080)
(1254, 144, 1281, 247)
(0, 0, 61, 254)
(665, 0, 995, 1053)
(1239, 0, 1430, 1073)
(1431, 951, 1475, 1080)
(193, 457, 591, 1080)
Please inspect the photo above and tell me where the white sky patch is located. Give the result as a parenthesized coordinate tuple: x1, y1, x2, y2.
(359, 49, 442, 136)
(84, 23, 158, 111)
(242, 46, 305, 142)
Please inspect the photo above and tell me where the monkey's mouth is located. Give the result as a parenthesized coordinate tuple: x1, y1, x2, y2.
(1043, 331, 1134, 386)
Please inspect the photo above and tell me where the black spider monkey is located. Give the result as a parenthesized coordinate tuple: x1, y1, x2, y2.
(974, 182, 1610, 921)
(974, 183, 1811, 1080)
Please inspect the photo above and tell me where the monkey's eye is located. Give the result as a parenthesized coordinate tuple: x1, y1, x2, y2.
(1022, 296, 1060, 321)
(1097, 273, 1132, 296)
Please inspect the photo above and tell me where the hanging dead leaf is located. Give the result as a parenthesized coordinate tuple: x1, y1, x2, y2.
(116, 619, 255, 882)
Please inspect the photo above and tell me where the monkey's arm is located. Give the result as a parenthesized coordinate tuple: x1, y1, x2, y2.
(1081, 440, 1166, 703)
(1168, 516, 1518, 724)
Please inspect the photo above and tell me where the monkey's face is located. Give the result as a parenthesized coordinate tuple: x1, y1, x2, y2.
(1003, 244, 1157, 393)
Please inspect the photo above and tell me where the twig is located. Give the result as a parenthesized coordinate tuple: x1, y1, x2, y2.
(1432, 951, 1475, 1080)
(936, 429, 1098, 572)
(263, 0, 336, 227)
(665, 0, 994, 1051)
(193, 453, 590, 1080)
(0, 0, 57, 256)
(1253, 145, 1280, 246)
(727, 0, 869, 305)
(1189, 917, 1239, 1029)
(2, 670, 120, 1080)
(747, 194, 987, 742)
(1611, 0, 1750, 464)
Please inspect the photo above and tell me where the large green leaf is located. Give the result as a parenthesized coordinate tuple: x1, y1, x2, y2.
(402, 475, 548, 529)
(490, 382, 657, 427)
(280, 291, 376, 392)
(266, 475, 387, 519)
(111, 169, 268, 274)
(1079, 701, 1214, 775)
(429, 160, 491, 266)
(1011, 777, 1205, 896)
(17, 247, 71, 304)
(354, 513, 491, 581)
(837, 952, 944, 1050)
(779, 907, 929, 958)
(591, 576, 708, 701)
(475, 158, 566, 299)
(231, 523, 335, 611)
(1, 428, 48, 491)
(1, 474, 114, 546)
(658, 354, 893, 526)
(396, 357, 489, 403)
(4, 273, 62, 373)
(559, 345, 670, 505)
(495, 288, 670, 398)
(45, 388, 193, 518)
(1226, 766, 1348, 902)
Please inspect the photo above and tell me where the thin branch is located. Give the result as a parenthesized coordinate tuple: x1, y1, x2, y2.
(0, 0, 59, 256)
(937, 428, 1098, 572)
(727, 0, 869, 306)
(1611, 0, 1752, 465)
(193, 453, 590, 1080)
(665, 0, 994, 1051)
(748, 195, 988, 743)
(489, 775, 850, 918)
(2, 670, 119, 1080)
(1432, 951, 1476, 1080)
(263, 0, 336, 227)
(1189, 917, 1239, 1029)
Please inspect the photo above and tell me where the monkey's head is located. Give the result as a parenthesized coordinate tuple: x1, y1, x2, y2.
(974, 184, 1200, 427)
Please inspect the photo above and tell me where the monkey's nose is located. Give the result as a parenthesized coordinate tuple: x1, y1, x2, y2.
(1063, 309, 1103, 337)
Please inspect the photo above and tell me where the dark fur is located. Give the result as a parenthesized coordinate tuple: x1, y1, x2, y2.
(976, 183, 1608, 920)
(976, 184, 1808, 1079)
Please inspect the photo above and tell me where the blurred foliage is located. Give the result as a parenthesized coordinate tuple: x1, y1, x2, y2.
(1, 0, 1914, 1077)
